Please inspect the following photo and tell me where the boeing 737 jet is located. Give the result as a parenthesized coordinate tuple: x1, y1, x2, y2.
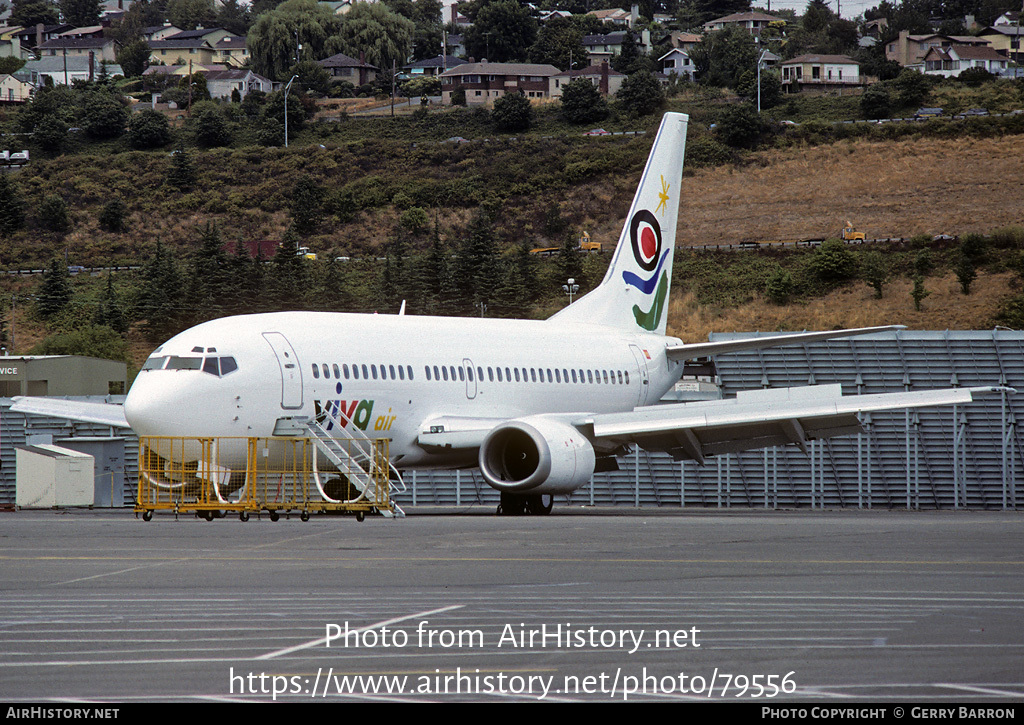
(14, 112, 999, 514)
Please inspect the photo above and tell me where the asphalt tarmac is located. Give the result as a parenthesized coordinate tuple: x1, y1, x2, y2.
(1, 507, 1022, 703)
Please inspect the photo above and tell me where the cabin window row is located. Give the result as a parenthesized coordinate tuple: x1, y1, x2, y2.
(423, 364, 629, 386)
(312, 363, 415, 382)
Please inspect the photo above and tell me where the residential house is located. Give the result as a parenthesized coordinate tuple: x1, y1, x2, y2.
(658, 48, 694, 80)
(549, 62, 624, 97)
(317, 52, 379, 85)
(203, 68, 274, 99)
(12, 24, 73, 51)
(57, 25, 105, 39)
(440, 62, 560, 104)
(780, 55, 861, 93)
(214, 36, 249, 67)
(586, 7, 631, 25)
(921, 44, 1009, 77)
(669, 31, 701, 52)
(164, 27, 236, 47)
(404, 55, 466, 77)
(703, 11, 784, 34)
(994, 10, 1020, 25)
(20, 56, 124, 85)
(885, 31, 990, 67)
(37, 36, 120, 63)
(0, 73, 32, 102)
(446, 34, 466, 58)
(581, 30, 652, 65)
(149, 38, 219, 66)
(980, 25, 1024, 64)
(141, 24, 184, 42)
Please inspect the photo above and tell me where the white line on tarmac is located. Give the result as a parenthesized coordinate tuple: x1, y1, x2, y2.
(256, 604, 465, 660)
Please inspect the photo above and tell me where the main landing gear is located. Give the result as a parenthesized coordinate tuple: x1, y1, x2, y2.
(496, 491, 553, 516)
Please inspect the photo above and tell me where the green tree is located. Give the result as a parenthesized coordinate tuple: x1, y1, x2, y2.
(32, 115, 69, 156)
(690, 25, 757, 89)
(191, 104, 233, 147)
(136, 239, 185, 341)
(99, 198, 128, 232)
(453, 210, 500, 315)
(860, 250, 887, 298)
(0, 175, 25, 237)
(81, 90, 130, 139)
(166, 148, 197, 189)
(616, 70, 664, 117)
(560, 76, 608, 124)
(528, 16, 586, 70)
(187, 222, 233, 321)
(247, 0, 343, 81)
(290, 59, 331, 95)
(911, 275, 929, 311)
(37, 258, 73, 319)
(464, 0, 537, 63)
(955, 252, 977, 295)
(37, 194, 71, 235)
(611, 29, 650, 75)
(290, 174, 324, 235)
(765, 267, 793, 304)
(891, 68, 929, 107)
(93, 275, 127, 334)
(117, 38, 151, 78)
(167, 0, 216, 30)
(267, 226, 310, 310)
(127, 109, 172, 149)
(30, 325, 129, 363)
(11, 0, 58, 26)
(736, 68, 781, 109)
(715, 102, 769, 148)
(860, 83, 891, 119)
(808, 238, 856, 282)
(59, 0, 100, 26)
(491, 90, 532, 131)
(326, 2, 414, 74)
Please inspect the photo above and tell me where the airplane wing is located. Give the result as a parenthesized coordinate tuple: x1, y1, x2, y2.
(666, 325, 905, 361)
(578, 384, 1004, 463)
(9, 396, 130, 428)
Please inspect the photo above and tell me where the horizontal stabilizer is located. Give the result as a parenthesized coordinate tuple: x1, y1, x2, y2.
(10, 396, 130, 428)
(667, 325, 906, 361)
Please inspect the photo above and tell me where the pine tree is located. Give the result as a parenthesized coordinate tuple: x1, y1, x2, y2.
(453, 210, 500, 315)
(188, 222, 231, 321)
(0, 175, 25, 236)
(166, 148, 197, 190)
(290, 174, 325, 236)
(93, 274, 127, 334)
(268, 226, 309, 311)
(37, 257, 73, 319)
(137, 239, 184, 341)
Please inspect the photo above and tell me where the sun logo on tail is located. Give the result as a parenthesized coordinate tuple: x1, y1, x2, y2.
(622, 209, 669, 331)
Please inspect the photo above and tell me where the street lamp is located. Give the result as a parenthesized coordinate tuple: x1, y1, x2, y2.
(284, 74, 297, 148)
(562, 277, 579, 304)
(757, 48, 770, 113)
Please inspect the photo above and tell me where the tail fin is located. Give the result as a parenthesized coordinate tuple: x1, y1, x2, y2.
(549, 112, 688, 336)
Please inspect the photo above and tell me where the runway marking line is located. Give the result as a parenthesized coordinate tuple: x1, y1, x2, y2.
(256, 604, 465, 660)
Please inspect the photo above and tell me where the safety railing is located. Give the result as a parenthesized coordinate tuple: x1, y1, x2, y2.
(136, 436, 392, 521)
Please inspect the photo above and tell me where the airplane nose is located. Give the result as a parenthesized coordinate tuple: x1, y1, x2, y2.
(124, 374, 194, 436)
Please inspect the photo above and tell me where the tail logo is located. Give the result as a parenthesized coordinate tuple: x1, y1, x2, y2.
(622, 209, 670, 331)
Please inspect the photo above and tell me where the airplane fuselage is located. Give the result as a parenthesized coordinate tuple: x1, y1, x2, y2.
(124, 311, 687, 470)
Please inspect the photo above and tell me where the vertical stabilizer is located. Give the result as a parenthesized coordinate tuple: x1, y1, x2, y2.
(549, 112, 688, 336)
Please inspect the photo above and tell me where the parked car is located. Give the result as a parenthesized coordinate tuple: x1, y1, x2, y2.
(583, 128, 610, 136)
(914, 107, 943, 119)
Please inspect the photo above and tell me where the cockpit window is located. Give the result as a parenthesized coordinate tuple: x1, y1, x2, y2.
(142, 356, 167, 370)
(166, 356, 203, 370)
(220, 357, 238, 375)
(203, 357, 220, 376)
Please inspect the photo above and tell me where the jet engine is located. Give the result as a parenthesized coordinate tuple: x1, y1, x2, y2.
(478, 417, 596, 494)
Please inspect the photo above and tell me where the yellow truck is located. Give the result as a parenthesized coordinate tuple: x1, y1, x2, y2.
(530, 231, 602, 257)
(841, 221, 866, 242)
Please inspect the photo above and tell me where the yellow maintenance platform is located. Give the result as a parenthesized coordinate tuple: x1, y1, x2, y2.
(135, 435, 399, 522)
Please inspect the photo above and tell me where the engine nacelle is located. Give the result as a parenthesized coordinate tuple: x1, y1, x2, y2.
(479, 417, 596, 494)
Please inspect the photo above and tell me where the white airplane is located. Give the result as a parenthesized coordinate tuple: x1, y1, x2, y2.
(13, 112, 1001, 515)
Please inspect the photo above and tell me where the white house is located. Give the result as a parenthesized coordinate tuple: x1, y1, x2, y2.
(658, 48, 694, 80)
(922, 44, 1010, 77)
